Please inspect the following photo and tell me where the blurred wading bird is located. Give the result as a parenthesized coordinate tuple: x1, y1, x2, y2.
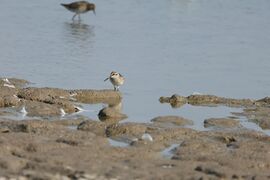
(104, 71, 125, 91)
(61, 1, 96, 20)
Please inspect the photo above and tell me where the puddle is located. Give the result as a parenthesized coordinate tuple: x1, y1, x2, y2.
(108, 138, 129, 148)
(161, 144, 180, 159)
(0, 107, 41, 121)
(161, 104, 244, 131)
(67, 125, 77, 130)
(240, 118, 270, 136)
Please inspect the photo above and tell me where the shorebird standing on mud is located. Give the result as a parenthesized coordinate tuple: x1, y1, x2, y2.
(104, 71, 125, 91)
(61, 1, 96, 20)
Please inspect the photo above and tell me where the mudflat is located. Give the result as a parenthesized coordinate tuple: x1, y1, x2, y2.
(0, 78, 270, 179)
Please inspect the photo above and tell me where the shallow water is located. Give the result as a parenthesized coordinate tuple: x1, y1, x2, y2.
(108, 138, 130, 148)
(161, 143, 180, 159)
(0, 0, 270, 132)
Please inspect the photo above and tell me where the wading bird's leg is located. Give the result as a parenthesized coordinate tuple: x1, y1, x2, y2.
(72, 13, 77, 20)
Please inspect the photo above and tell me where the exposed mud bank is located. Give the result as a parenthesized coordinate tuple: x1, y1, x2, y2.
(151, 116, 193, 127)
(160, 93, 270, 130)
(0, 119, 270, 179)
(0, 78, 123, 120)
(159, 94, 260, 107)
(0, 79, 270, 179)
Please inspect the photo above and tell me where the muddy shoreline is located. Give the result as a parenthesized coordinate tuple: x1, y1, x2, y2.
(0, 78, 270, 179)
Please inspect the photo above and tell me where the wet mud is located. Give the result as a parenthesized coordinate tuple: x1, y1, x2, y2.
(1, 119, 270, 179)
(0, 79, 270, 179)
(0, 78, 123, 120)
(160, 93, 270, 130)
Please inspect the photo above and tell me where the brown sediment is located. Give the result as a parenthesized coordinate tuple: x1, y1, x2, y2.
(0, 78, 122, 117)
(151, 116, 193, 126)
(0, 79, 270, 179)
(159, 94, 257, 107)
(233, 107, 270, 130)
(204, 118, 241, 128)
(0, 119, 269, 179)
(71, 89, 122, 104)
(160, 93, 270, 130)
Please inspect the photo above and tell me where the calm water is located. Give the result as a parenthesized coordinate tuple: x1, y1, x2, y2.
(0, 0, 270, 132)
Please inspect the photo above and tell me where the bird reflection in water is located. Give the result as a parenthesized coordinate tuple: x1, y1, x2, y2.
(64, 21, 95, 43)
(98, 101, 128, 123)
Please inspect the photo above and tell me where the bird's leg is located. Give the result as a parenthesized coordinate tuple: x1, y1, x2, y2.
(72, 13, 77, 21)
(78, 14, 81, 21)
(114, 86, 117, 91)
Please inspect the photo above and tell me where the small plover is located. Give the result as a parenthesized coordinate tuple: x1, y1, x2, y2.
(104, 71, 125, 91)
(61, 1, 96, 20)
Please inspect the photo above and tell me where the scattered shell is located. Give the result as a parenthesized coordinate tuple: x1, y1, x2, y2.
(162, 164, 176, 169)
(60, 108, 66, 117)
(4, 83, 15, 88)
(2, 78, 10, 84)
(141, 133, 153, 142)
(70, 92, 77, 97)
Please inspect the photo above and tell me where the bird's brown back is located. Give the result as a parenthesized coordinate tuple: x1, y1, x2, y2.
(61, 1, 95, 11)
(86, 3, 95, 11)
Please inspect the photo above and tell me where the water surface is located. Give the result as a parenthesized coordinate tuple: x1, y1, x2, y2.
(0, 0, 270, 132)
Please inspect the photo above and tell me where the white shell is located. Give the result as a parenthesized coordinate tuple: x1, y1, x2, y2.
(60, 108, 66, 117)
(2, 78, 10, 84)
(4, 84, 15, 88)
(141, 133, 153, 142)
